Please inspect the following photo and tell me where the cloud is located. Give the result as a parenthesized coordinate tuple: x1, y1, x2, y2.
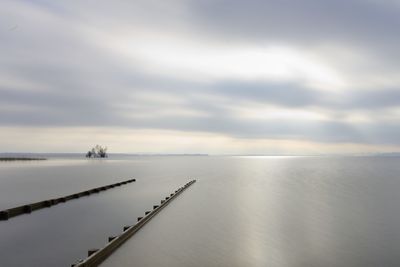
(186, 0, 400, 46)
(1, 0, 400, 152)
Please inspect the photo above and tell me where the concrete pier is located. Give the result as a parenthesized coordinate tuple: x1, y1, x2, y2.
(71, 179, 196, 267)
(0, 178, 136, 221)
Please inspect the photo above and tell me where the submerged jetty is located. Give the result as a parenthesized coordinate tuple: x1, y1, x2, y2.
(0, 178, 136, 221)
(71, 179, 196, 267)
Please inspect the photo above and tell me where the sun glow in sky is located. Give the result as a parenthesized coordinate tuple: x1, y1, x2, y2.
(109, 33, 344, 89)
(1, 0, 400, 154)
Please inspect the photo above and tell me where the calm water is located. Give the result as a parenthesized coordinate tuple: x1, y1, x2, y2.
(1, 156, 400, 266)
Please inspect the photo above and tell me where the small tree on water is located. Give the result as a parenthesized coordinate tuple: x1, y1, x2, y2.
(86, 145, 108, 158)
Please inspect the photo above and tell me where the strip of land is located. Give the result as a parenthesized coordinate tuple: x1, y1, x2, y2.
(0, 157, 46, 161)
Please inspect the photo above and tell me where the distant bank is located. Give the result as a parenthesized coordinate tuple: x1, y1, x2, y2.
(0, 157, 46, 161)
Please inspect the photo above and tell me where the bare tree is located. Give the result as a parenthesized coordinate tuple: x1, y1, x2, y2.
(86, 145, 108, 158)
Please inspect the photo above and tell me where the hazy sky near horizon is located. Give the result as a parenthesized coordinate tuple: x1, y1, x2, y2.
(1, 0, 400, 154)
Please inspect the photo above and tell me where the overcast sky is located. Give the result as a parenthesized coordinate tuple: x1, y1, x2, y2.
(1, 0, 400, 154)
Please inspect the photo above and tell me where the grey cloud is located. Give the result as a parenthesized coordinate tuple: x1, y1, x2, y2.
(1, 63, 400, 144)
(187, 0, 400, 44)
(92, 114, 369, 145)
(344, 89, 400, 110)
(1, 0, 400, 149)
(210, 81, 320, 107)
(185, 0, 400, 70)
(207, 81, 400, 111)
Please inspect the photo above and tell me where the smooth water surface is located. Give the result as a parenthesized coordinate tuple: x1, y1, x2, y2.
(1, 156, 400, 266)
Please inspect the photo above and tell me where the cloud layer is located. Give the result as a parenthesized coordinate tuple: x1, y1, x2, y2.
(1, 0, 400, 153)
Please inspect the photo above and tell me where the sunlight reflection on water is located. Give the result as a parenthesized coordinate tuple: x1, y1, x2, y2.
(1, 156, 400, 267)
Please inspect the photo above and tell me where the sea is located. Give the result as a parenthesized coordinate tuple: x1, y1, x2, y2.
(1, 155, 400, 267)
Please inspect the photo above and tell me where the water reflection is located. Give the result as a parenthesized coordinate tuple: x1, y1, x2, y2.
(102, 156, 400, 267)
(1, 156, 400, 266)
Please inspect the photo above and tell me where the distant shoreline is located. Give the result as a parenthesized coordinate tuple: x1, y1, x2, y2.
(0, 157, 47, 161)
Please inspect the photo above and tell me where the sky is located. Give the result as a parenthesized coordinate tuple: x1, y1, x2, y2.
(1, 0, 400, 154)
